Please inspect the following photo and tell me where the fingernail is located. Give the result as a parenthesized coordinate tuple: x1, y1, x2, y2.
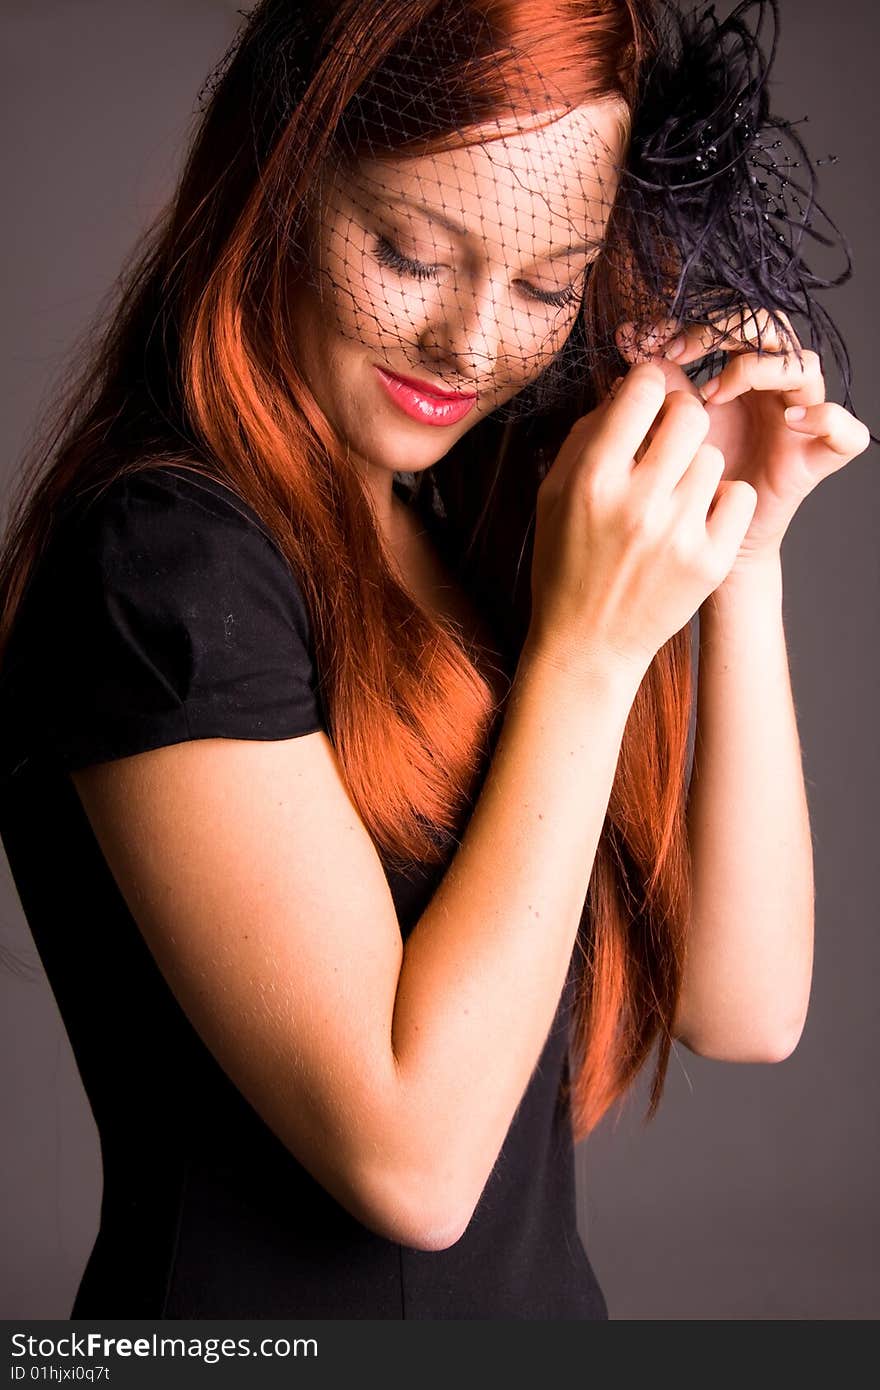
(785, 405, 807, 422)
(664, 335, 687, 360)
(700, 376, 721, 401)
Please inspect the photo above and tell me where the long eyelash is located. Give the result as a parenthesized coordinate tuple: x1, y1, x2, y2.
(372, 232, 584, 308)
(526, 281, 582, 309)
(373, 235, 439, 281)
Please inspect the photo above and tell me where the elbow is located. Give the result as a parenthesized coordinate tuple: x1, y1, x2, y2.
(362, 1195, 472, 1254)
(400, 1208, 472, 1253)
(328, 1076, 478, 1251)
(677, 1019, 806, 1064)
(760, 1019, 806, 1064)
(673, 981, 810, 1063)
(747, 1007, 808, 1063)
(350, 1160, 475, 1253)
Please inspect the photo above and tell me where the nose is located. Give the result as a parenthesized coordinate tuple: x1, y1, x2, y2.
(417, 281, 505, 385)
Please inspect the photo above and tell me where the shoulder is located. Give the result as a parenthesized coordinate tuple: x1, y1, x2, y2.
(65, 461, 288, 561)
(10, 463, 327, 773)
(55, 461, 313, 639)
(74, 462, 277, 537)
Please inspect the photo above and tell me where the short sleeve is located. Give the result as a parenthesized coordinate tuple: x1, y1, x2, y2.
(23, 467, 327, 772)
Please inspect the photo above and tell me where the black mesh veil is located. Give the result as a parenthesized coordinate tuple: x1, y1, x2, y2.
(197, 0, 857, 431)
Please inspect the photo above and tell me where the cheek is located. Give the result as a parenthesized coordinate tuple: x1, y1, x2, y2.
(316, 224, 428, 353)
(327, 265, 439, 356)
(286, 275, 361, 421)
(502, 311, 579, 388)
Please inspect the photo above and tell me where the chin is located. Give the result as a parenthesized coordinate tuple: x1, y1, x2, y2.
(348, 415, 469, 473)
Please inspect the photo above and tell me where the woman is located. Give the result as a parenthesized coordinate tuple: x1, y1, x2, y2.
(0, 0, 870, 1320)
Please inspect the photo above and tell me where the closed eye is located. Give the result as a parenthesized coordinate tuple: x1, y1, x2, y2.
(371, 234, 586, 311)
(373, 235, 440, 282)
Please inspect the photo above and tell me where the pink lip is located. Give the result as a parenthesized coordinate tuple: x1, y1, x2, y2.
(374, 366, 477, 427)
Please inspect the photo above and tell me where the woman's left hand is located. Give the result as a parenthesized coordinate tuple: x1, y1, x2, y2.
(615, 308, 872, 572)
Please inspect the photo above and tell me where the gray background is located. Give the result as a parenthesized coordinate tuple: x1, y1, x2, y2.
(1, 0, 877, 1320)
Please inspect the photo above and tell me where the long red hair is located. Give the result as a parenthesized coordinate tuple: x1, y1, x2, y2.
(0, 0, 691, 1139)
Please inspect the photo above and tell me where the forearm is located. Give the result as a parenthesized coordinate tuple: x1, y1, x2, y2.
(390, 640, 641, 1229)
(677, 552, 814, 1061)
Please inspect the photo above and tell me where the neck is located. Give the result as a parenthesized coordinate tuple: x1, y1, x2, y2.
(361, 464, 419, 540)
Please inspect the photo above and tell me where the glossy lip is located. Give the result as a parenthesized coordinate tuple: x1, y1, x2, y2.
(373, 365, 478, 427)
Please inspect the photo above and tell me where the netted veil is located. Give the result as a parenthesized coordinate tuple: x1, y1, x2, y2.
(197, 0, 855, 434)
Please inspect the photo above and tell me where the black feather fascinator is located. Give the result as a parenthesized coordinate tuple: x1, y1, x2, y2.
(618, 0, 856, 406)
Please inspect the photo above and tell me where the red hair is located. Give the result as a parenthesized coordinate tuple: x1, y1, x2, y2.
(0, 0, 692, 1139)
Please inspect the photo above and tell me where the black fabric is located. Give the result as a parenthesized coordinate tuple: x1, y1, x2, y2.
(0, 464, 608, 1320)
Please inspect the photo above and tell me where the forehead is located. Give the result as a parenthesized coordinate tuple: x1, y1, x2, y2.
(349, 101, 627, 250)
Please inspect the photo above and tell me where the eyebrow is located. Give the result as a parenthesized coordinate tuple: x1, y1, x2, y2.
(381, 193, 603, 259)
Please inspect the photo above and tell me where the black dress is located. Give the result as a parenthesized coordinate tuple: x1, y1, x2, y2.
(0, 464, 608, 1320)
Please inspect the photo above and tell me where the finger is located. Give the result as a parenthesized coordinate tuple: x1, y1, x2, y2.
(660, 306, 802, 367)
(607, 359, 699, 457)
(615, 306, 786, 366)
(782, 402, 873, 466)
(637, 390, 711, 491)
(699, 349, 826, 407)
(724, 305, 799, 353)
(582, 363, 669, 475)
(611, 356, 699, 397)
(705, 478, 759, 560)
(615, 317, 682, 363)
(672, 441, 727, 520)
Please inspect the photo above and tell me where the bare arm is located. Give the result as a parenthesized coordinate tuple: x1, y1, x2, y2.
(388, 641, 640, 1244)
(71, 641, 639, 1252)
(675, 552, 814, 1062)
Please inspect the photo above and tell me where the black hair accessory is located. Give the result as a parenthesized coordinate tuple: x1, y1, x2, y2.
(621, 0, 857, 412)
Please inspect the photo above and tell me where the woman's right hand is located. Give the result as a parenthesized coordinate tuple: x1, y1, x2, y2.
(526, 362, 758, 681)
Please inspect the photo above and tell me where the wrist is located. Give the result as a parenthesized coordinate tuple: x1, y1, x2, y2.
(517, 630, 647, 703)
(704, 549, 783, 607)
(700, 551, 784, 637)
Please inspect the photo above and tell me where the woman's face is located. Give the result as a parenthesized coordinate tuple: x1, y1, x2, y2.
(286, 100, 627, 482)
